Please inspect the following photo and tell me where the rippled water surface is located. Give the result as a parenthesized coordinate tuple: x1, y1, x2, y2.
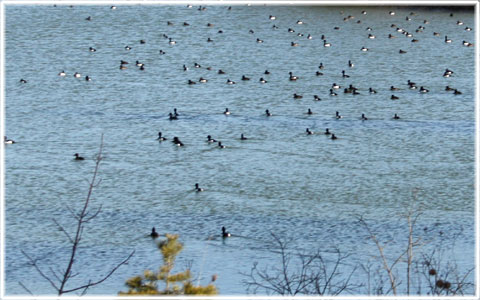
(3, 4, 476, 296)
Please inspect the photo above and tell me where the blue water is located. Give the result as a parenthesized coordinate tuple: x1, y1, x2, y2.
(3, 4, 476, 296)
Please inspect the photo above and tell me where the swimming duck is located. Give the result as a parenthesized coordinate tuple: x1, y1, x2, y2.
(393, 114, 400, 119)
(332, 83, 340, 89)
(445, 86, 454, 91)
(264, 70, 270, 75)
(150, 227, 159, 238)
(207, 135, 217, 143)
(226, 79, 236, 84)
(269, 15, 276, 20)
(361, 113, 368, 120)
(361, 47, 369, 51)
(218, 69, 226, 74)
(307, 108, 313, 115)
(172, 137, 184, 146)
(419, 86, 429, 93)
(169, 38, 176, 45)
(125, 45, 131, 50)
(330, 89, 338, 96)
(136, 60, 144, 67)
(195, 183, 204, 192)
(306, 128, 314, 135)
(324, 128, 331, 135)
(259, 78, 267, 83)
(399, 49, 407, 54)
(89, 47, 96, 52)
(74, 153, 84, 160)
(348, 60, 354, 68)
(453, 89, 462, 95)
(341, 70, 350, 78)
(335, 111, 342, 119)
(218, 141, 226, 148)
(85, 76, 91, 81)
(58, 70, 66, 76)
(224, 108, 231, 115)
(323, 40, 331, 47)
(188, 80, 196, 85)
(391, 95, 399, 100)
(390, 86, 400, 91)
(445, 36, 452, 43)
(157, 132, 167, 141)
(331, 134, 338, 140)
(289, 72, 298, 81)
(222, 226, 231, 238)
(4, 136, 15, 144)
(313, 95, 321, 101)
(318, 63, 324, 69)
(73, 72, 81, 78)
(199, 77, 208, 83)
(240, 133, 248, 140)
(293, 93, 303, 99)
(207, 37, 213, 42)
(291, 41, 299, 47)
(241, 75, 250, 81)
(265, 109, 272, 116)
(316, 71, 324, 76)
(256, 38, 264, 43)
(369, 87, 377, 94)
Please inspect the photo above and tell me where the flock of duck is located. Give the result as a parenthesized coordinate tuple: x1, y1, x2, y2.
(8, 5, 473, 239)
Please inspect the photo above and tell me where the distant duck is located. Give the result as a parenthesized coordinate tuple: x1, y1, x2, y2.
(453, 89, 462, 95)
(391, 95, 399, 100)
(183, 65, 188, 71)
(73, 72, 81, 78)
(307, 108, 313, 115)
(139, 65, 145, 71)
(324, 128, 331, 135)
(195, 183, 204, 192)
(465, 26, 472, 31)
(167, 21, 173, 25)
(218, 141, 226, 148)
(218, 69, 226, 74)
(332, 83, 340, 89)
(157, 132, 167, 141)
(307, 34, 313, 39)
(265, 109, 272, 116)
(335, 111, 342, 119)
(330, 89, 338, 96)
(445, 36, 452, 43)
(199, 77, 208, 83)
(256, 38, 264, 43)
(188, 80, 196, 85)
(169, 113, 178, 120)
(296, 20, 303, 24)
(119, 65, 127, 70)
(224, 108, 231, 115)
(159, 50, 166, 54)
(269, 15, 276, 20)
(445, 86, 454, 91)
(388, 34, 395, 39)
(207, 135, 217, 143)
(341, 70, 350, 78)
(369, 87, 377, 94)
(249, 29, 255, 34)
(361, 113, 368, 120)
(318, 63, 324, 69)
(313, 95, 322, 101)
(85, 16, 91, 21)
(241, 75, 250, 81)
(172, 137, 184, 146)
(222, 226, 231, 238)
(226, 79, 236, 84)
(323, 40, 331, 47)
(207, 37, 213, 42)
(58, 70, 66, 76)
(19, 79, 27, 83)
(315, 71, 324, 76)
(169, 38, 176, 45)
(344, 88, 352, 94)
(288, 28, 295, 33)
(348, 60, 354, 68)
(433, 32, 440, 36)
(111, 5, 117, 9)
(173, 108, 178, 117)
(393, 113, 400, 119)
(390, 86, 400, 91)
(4, 136, 15, 144)
(368, 34, 376, 39)
(399, 49, 407, 54)
(259, 77, 267, 83)
(419, 86, 429, 93)
(89, 47, 96, 52)
(306, 128, 314, 135)
(456, 20, 464, 25)
(291, 41, 299, 47)
(264, 70, 270, 75)
(289, 72, 298, 81)
(150, 227, 159, 238)
(389, 11, 395, 15)
(183, 22, 190, 26)
(407, 80, 416, 86)
(136, 60, 143, 67)
(240, 133, 248, 140)
(194, 62, 201, 68)
(74, 153, 84, 160)
(293, 93, 303, 99)
(361, 47, 369, 51)
(125, 45, 131, 50)
(85, 76, 91, 81)
(121, 60, 128, 65)
(331, 134, 338, 140)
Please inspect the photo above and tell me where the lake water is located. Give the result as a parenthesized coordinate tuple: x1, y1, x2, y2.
(3, 3, 476, 296)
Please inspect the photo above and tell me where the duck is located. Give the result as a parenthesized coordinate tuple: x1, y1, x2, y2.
(407, 80, 416, 86)
(19, 79, 27, 83)
(89, 47, 96, 52)
(159, 50, 166, 55)
(293, 93, 303, 99)
(241, 75, 250, 81)
(224, 108, 231, 115)
(218, 69, 226, 74)
(195, 183, 204, 192)
(391, 95, 399, 100)
(307, 34, 313, 39)
(332, 83, 340, 89)
(306, 128, 314, 135)
(445, 36, 452, 43)
(183, 65, 188, 71)
(194, 62, 201, 68)
(296, 20, 303, 25)
(85, 76, 91, 81)
(323, 40, 332, 47)
(453, 89, 462, 95)
(399, 49, 407, 54)
(341, 70, 350, 78)
(361, 113, 368, 120)
(218, 141, 226, 148)
(74, 153, 84, 160)
(264, 70, 270, 75)
(125, 45, 131, 50)
(222, 226, 231, 238)
(259, 77, 267, 83)
(269, 15, 276, 20)
(226, 79, 236, 84)
(289, 72, 298, 81)
(256, 38, 264, 43)
(316, 71, 324, 76)
(433, 32, 440, 36)
(445, 86, 454, 91)
(188, 80, 197, 85)
(393, 113, 400, 119)
(73, 72, 81, 78)
(324, 128, 331, 135)
(330, 89, 338, 96)
(318, 63, 324, 69)
(368, 34, 376, 39)
(335, 111, 342, 119)
(369, 87, 377, 94)
(207, 135, 217, 143)
(136, 60, 143, 67)
(207, 37, 213, 42)
(388, 34, 396, 39)
(313, 95, 322, 101)
(331, 134, 338, 140)
(4, 136, 15, 144)
(361, 47, 369, 51)
(419, 86, 429, 93)
(199, 77, 208, 83)
(390, 86, 400, 91)
(348, 60, 354, 68)
(265, 109, 272, 116)
(157, 132, 167, 141)
(172, 137, 184, 146)
(150, 227, 159, 238)
(169, 113, 178, 120)
(307, 108, 313, 115)
(240, 133, 248, 140)
(58, 70, 66, 76)
(168, 38, 176, 45)
(120, 60, 128, 65)
(291, 41, 299, 47)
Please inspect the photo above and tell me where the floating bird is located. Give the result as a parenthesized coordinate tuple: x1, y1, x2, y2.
(4, 136, 15, 144)
(150, 227, 159, 238)
(240, 133, 248, 140)
(222, 226, 231, 238)
(195, 183, 204, 192)
(74, 153, 84, 160)
(157, 132, 167, 141)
